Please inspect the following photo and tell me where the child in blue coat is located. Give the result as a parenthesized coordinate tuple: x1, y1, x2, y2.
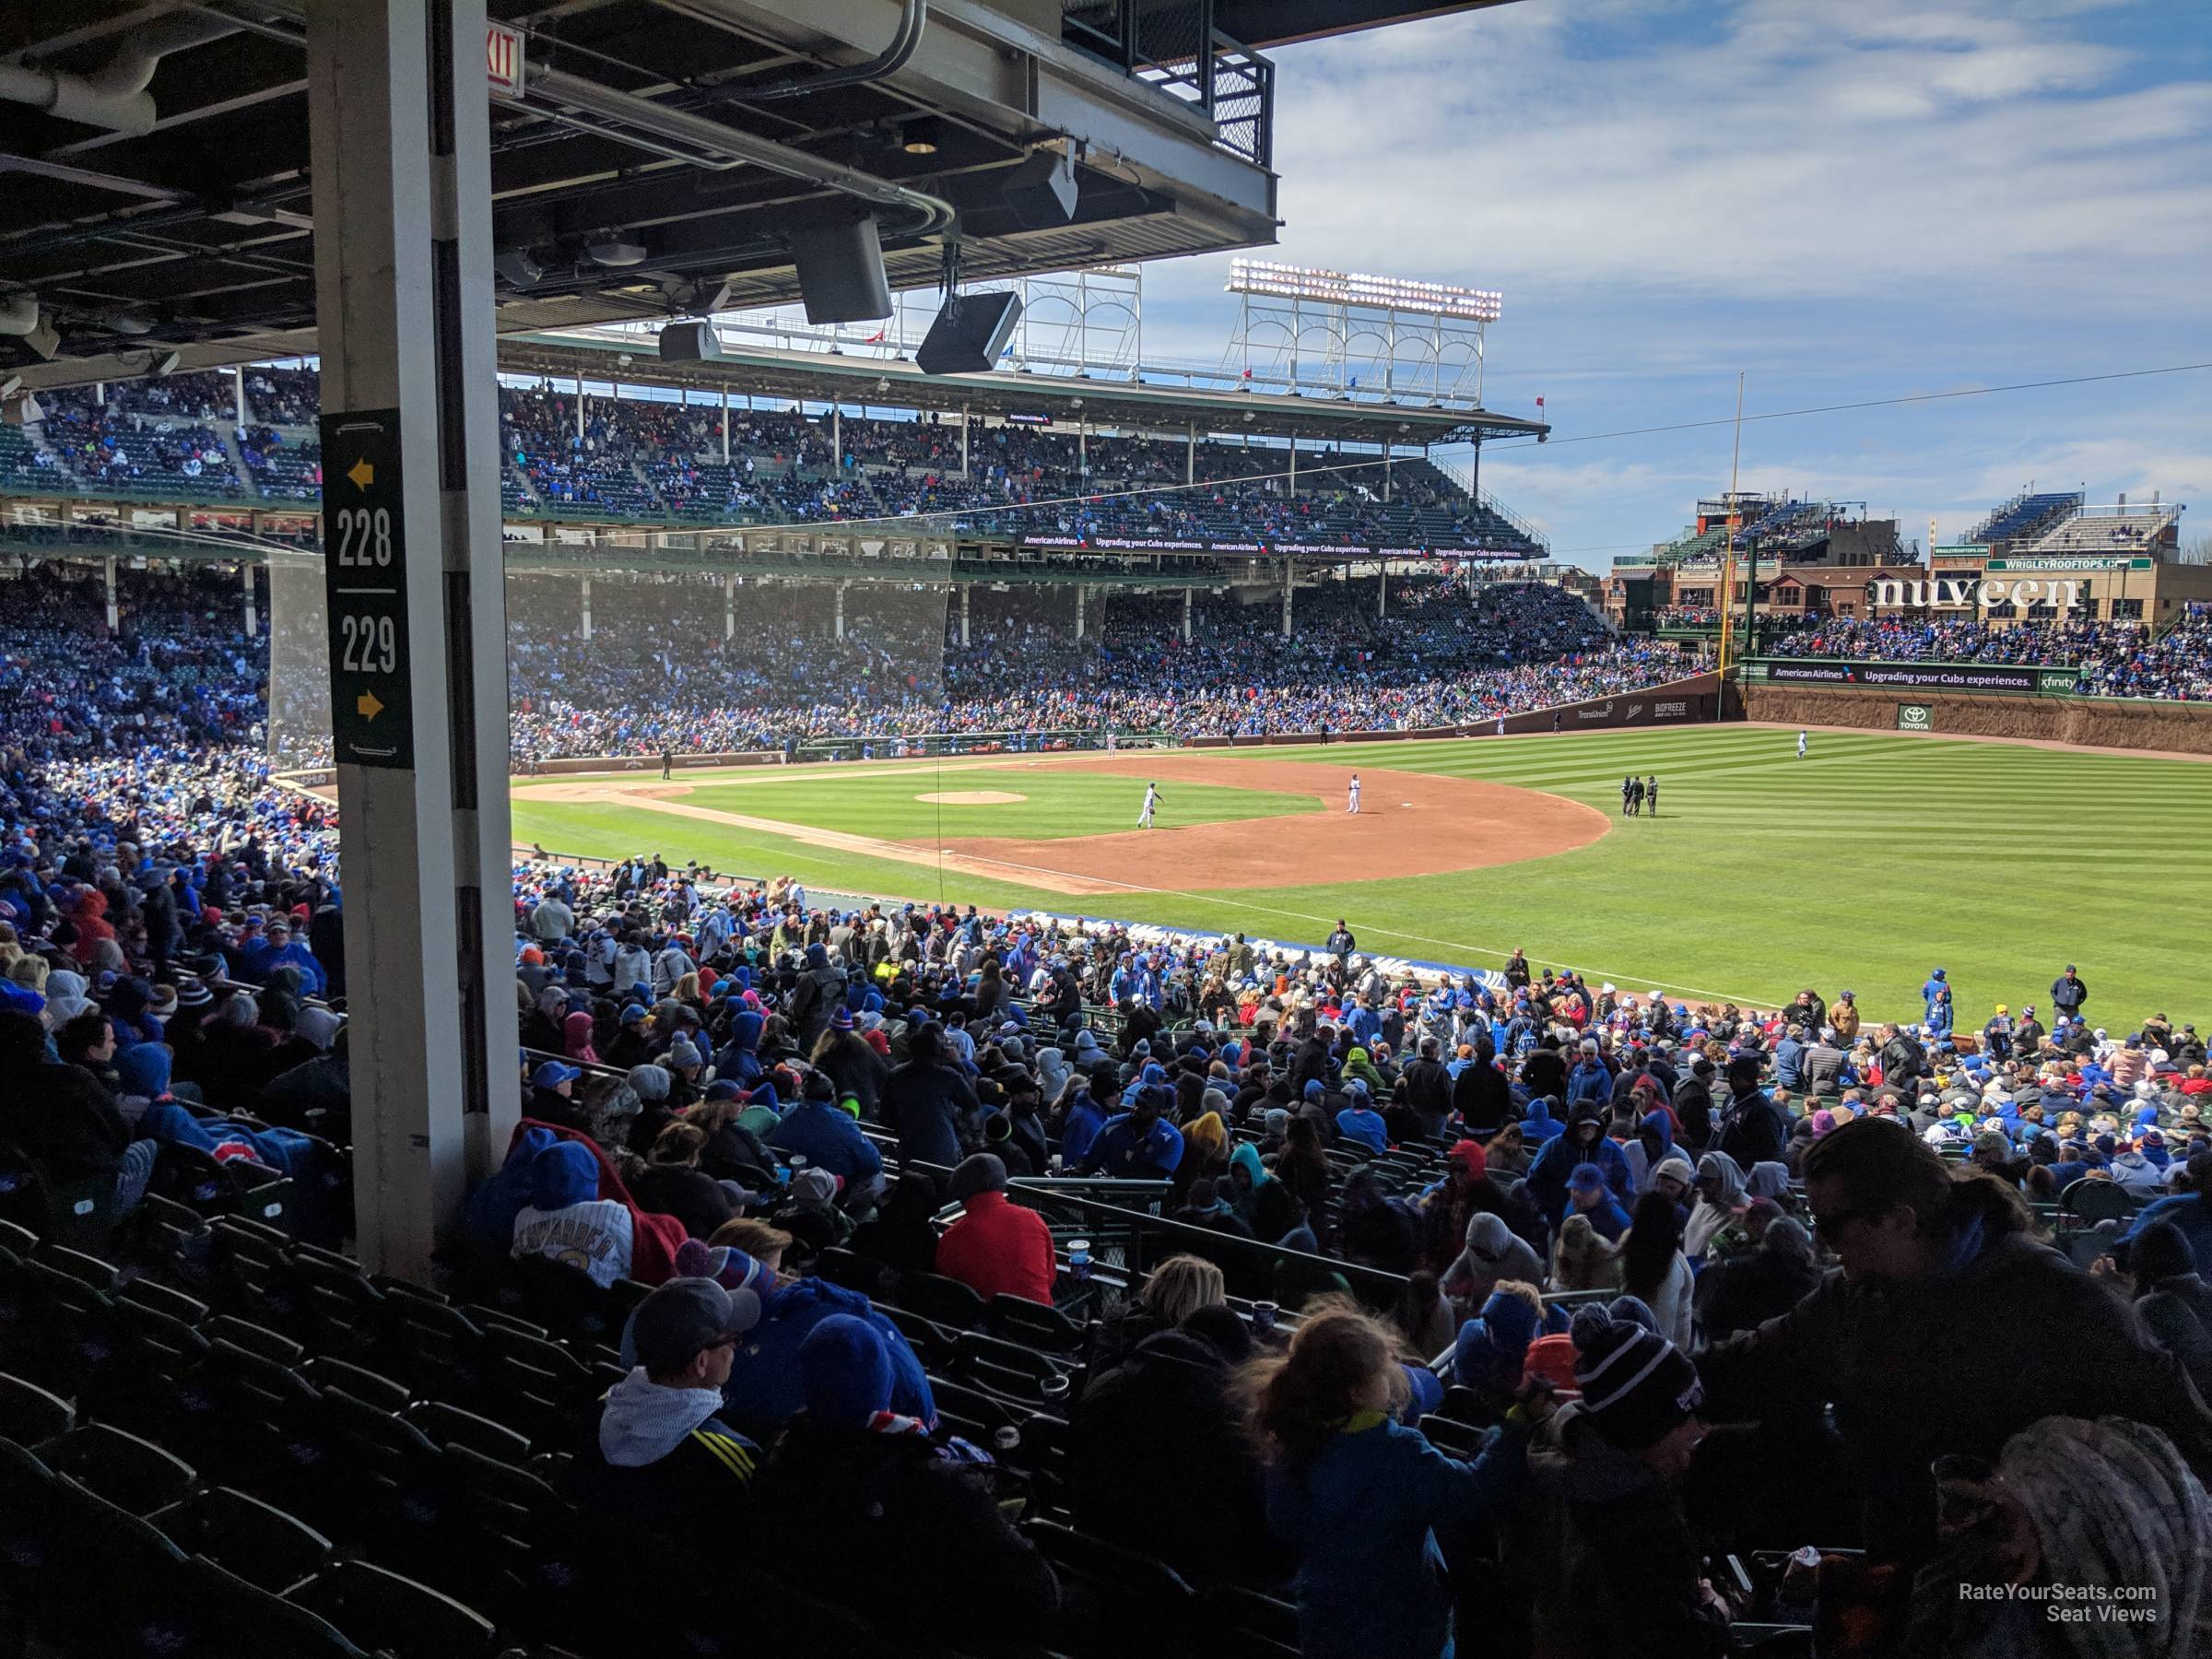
(1253, 1302, 1542, 1659)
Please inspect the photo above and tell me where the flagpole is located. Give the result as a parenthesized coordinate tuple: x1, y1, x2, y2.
(1717, 372, 1746, 695)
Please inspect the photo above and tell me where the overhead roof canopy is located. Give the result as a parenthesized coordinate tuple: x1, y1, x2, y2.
(1215, 0, 1521, 49)
(500, 328, 1549, 444)
(0, 0, 1285, 383)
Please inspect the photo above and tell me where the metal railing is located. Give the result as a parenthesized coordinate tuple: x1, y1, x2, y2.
(791, 727, 1180, 762)
(1061, 1, 1275, 169)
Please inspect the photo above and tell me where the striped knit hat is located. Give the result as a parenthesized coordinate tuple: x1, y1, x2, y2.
(1570, 1305, 1703, 1451)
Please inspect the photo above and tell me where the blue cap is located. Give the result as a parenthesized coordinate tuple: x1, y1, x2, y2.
(1568, 1161, 1606, 1191)
(532, 1059, 581, 1088)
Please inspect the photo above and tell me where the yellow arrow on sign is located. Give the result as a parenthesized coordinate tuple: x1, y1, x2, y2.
(347, 456, 374, 490)
(357, 689, 384, 721)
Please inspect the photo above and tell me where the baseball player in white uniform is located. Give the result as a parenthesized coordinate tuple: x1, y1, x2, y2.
(1347, 772, 1361, 814)
(1137, 782, 1161, 829)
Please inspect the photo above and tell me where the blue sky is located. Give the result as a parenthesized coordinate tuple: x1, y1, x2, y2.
(1131, 0, 2212, 570)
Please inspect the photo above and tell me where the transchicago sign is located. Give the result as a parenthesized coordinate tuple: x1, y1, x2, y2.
(1869, 576, 2081, 611)
(1745, 658, 2079, 696)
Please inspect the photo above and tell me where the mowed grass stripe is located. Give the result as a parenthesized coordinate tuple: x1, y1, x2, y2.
(516, 728, 2212, 1022)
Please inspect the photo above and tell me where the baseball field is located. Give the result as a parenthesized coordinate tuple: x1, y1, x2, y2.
(509, 725, 2212, 1026)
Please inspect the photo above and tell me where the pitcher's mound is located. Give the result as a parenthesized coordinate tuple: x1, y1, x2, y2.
(916, 790, 1028, 805)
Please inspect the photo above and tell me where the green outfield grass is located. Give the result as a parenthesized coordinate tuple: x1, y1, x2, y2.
(512, 728, 2212, 1025)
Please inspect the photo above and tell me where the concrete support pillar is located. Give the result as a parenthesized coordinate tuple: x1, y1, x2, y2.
(1378, 565, 1387, 618)
(1383, 443, 1393, 503)
(835, 580, 847, 640)
(576, 381, 584, 439)
(580, 575, 592, 640)
(233, 366, 248, 428)
(243, 560, 258, 636)
(308, 0, 518, 1279)
(960, 407, 971, 478)
(720, 387, 729, 463)
(959, 582, 971, 647)
(1075, 584, 1086, 640)
(1078, 418, 1087, 476)
(1182, 585, 1193, 641)
(1288, 442, 1297, 495)
(1282, 561, 1294, 638)
(105, 556, 119, 633)
(831, 405, 841, 471)
(724, 572, 735, 641)
(1186, 421, 1195, 486)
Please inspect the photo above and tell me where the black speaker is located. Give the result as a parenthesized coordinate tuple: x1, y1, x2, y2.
(788, 213, 892, 324)
(1002, 147, 1078, 228)
(916, 291, 1022, 376)
(657, 320, 728, 362)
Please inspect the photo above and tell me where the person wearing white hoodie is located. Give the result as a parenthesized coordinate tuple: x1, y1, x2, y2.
(571, 1274, 764, 1534)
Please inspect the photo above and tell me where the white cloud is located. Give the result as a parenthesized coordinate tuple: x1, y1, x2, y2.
(1124, 0, 2212, 568)
(1238, 0, 2212, 308)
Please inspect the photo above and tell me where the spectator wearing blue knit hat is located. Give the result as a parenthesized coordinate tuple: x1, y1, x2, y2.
(749, 1313, 1059, 1650)
(1565, 1163, 1633, 1242)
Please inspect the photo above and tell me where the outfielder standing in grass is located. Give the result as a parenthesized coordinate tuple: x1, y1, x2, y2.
(1645, 774, 1659, 817)
(1137, 781, 1162, 829)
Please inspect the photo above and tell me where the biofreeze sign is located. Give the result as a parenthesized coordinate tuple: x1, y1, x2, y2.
(1871, 576, 2081, 611)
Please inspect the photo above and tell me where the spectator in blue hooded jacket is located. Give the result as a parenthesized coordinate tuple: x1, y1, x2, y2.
(1335, 1081, 1390, 1154)
(717, 1270, 935, 1442)
(1452, 1285, 1541, 1416)
(1053, 1079, 1108, 1166)
(713, 1007, 766, 1087)
(1567, 1038, 1615, 1108)
(768, 1068, 884, 1199)
(1525, 1100, 1633, 1221)
(1253, 1302, 1539, 1659)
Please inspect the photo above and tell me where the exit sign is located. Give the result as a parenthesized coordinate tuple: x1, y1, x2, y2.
(488, 20, 525, 96)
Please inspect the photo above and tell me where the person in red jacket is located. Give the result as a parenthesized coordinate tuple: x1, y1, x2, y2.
(935, 1153, 1056, 1305)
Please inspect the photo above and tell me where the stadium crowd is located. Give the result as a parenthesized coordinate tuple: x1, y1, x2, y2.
(504, 571, 1689, 758)
(1769, 609, 2212, 699)
(17, 370, 1542, 558)
(4, 561, 2212, 1656)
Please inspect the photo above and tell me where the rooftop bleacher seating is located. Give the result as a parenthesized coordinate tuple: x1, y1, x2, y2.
(1968, 489, 2082, 547)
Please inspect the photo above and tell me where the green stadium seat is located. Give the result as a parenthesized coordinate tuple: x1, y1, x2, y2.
(35, 1423, 200, 1516)
(0, 1372, 74, 1443)
(153, 1486, 334, 1594)
(286, 1559, 502, 1659)
(188, 1555, 374, 1659)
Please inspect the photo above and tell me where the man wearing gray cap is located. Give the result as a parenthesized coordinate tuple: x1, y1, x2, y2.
(573, 1277, 764, 1530)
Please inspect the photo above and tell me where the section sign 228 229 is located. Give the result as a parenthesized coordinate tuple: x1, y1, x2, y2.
(319, 409, 415, 770)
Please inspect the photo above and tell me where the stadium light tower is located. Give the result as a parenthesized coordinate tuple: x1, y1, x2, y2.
(1225, 258, 1504, 404)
